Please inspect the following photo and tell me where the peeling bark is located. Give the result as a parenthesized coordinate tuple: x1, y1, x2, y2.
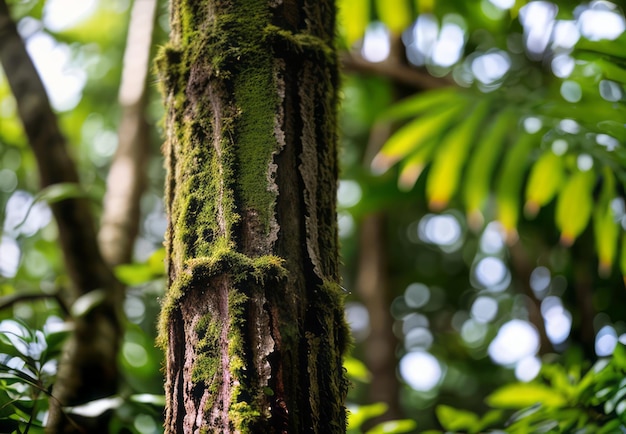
(157, 0, 349, 432)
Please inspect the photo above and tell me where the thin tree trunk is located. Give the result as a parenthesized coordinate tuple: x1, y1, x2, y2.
(157, 0, 349, 432)
(99, 0, 158, 266)
(0, 2, 122, 433)
(357, 214, 401, 427)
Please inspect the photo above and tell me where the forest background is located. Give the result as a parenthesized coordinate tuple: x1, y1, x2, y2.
(1, 0, 626, 432)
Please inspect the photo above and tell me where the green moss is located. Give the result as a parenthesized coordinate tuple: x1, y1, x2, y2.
(232, 63, 278, 230)
(263, 24, 335, 61)
(157, 250, 286, 349)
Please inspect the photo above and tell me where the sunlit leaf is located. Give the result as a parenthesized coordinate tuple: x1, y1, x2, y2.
(70, 289, 107, 318)
(147, 247, 166, 276)
(621, 235, 626, 287)
(372, 103, 465, 173)
(375, 0, 412, 34)
(129, 393, 165, 407)
(380, 87, 461, 121)
(426, 99, 490, 210)
(524, 151, 564, 218)
(436, 405, 480, 432)
(115, 263, 156, 286)
(555, 168, 595, 246)
(540, 364, 576, 401)
(348, 403, 388, 431)
(343, 356, 371, 382)
(593, 167, 619, 276)
(337, 0, 370, 46)
(463, 107, 516, 230)
(366, 418, 417, 434)
(397, 138, 438, 190)
(64, 395, 124, 417)
(486, 383, 567, 409)
(495, 132, 538, 241)
(475, 409, 505, 432)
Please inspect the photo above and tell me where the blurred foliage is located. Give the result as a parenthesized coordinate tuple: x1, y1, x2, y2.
(1, 0, 626, 433)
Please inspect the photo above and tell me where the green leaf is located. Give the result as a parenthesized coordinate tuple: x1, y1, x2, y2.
(344, 356, 371, 382)
(372, 103, 466, 172)
(375, 0, 412, 33)
(348, 403, 388, 431)
(129, 394, 165, 407)
(540, 364, 576, 401)
(397, 138, 438, 190)
(486, 383, 568, 409)
(555, 168, 595, 247)
(436, 405, 480, 432)
(593, 167, 619, 276)
(115, 263, 155, 286)
(462, 107, 516, 229)
(426, 99, 490, 210)
(147, 248, 166, 276)
(576, 33, 626, 60)
(337, 0, 370, 46)
(475, 409, 505, 432)
(380, 87, 461, 121)
(366, 419, 417, 434)
(599, 419, 624, 433)
(64, 395, 124, 417)
(524, 151, 564, 218)
(70, 289, 107, 318)
(44, 326, 72, 358)
(495, 132, 538, 240)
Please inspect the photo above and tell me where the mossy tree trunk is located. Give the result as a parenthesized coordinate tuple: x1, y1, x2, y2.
(156, 1, 349, 432)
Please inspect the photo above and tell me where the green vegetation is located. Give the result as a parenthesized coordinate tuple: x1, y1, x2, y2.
(0, 0, 625, 432)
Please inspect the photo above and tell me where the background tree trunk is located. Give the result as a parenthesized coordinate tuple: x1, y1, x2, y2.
(0, 2, 122, 432)
(99, 0, 158, 266)
(156, 0, 349, 432)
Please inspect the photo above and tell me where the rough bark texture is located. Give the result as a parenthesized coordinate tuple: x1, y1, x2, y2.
(0, 1, 122, 433)
(156, 0, 349, 432)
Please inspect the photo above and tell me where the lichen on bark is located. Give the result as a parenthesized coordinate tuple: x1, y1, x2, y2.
(157, 0, 350, 432)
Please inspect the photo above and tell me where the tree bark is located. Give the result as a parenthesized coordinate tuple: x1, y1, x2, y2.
(156, 0, 349, 432)
(0, 2, 122, 433)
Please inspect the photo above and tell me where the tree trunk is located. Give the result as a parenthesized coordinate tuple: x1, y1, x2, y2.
(356, 214, 401, 428)
(0, 2, 122, 433)
(99, 0, 158, 266)
(156, 1, 349, 432)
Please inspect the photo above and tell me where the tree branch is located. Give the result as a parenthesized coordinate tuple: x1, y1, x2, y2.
(340, 51, 452, 90)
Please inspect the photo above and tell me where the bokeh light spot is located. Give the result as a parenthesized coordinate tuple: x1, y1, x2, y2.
(362, 22, 390, 63)
(404, 283, 431, 308)
(595, 325, 618, 357)
(515, 356, 541, 382)
(472, 256, 510, 291)
(337, 180, 362, 208)
(399, 351, 442, 391)
(488, 320, 539, 365)
(471, 296, 498, 323)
